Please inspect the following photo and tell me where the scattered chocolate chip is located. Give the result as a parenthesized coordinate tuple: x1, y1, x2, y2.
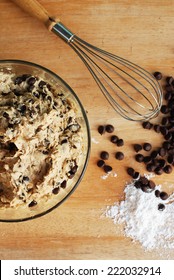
(150, 150, 158, 159)
(160, 191, 169, 200)
(98, 125, 105, 135)
(134, 181, 142, 188)
(143, 142, 152, 151)
(28, 200, 37, 207)
(103, 165, 112, 173)
(153, 71, 162, 80)
(148, 180, 156, 189)
(97, 159, 105, 167)
(127, 167, 135, 177)
(154, 167, 163, 175)
(106, 124, 114, 133)
(133, 144, 142, 153)
(158, 203, 165, 211)
(110, 135, 118, 143)
(60, 180, 67, 188)
(135, 153, 144, 162)
(166, 76, 174, 85)
(139, 176, 149, 185)
(163, 165, 172, 174)
(141, 186, 153, 193)
(154, 124, 161, 133)
(142, 121, 153, 129)
(133, 171, 140, 180)
(115, 151, 124, 160)
(143, 156, 151, 163)
(159, 147, 167, 157)
(116, 139, 124, 147)
(52, 187, 60, 195)
(161, 105, 169, 114)
(155, 190, 161, 197)
(100, 151, 109, 160)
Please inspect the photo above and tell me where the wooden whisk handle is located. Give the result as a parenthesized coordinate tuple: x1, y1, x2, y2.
(11, 0, 60, 30)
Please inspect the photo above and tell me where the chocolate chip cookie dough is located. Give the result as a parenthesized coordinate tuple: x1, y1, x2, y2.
(0, 72, 84, 208)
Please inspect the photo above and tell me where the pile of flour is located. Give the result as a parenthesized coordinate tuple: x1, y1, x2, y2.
(106, 181, 174, 250)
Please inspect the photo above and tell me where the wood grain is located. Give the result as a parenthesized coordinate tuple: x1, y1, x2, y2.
(0, 0, 174, 260)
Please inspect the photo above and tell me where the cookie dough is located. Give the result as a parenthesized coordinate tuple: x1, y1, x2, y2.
(0, 72, 84, 208)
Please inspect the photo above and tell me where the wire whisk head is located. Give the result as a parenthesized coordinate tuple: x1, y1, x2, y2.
(69, 36, 163, 121)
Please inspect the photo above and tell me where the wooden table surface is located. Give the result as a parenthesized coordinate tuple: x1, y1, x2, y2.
(0, 0, 174, 260)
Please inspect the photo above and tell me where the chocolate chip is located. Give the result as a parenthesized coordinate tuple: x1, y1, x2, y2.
(161, 105, 169, 114)
(2, 112, 9, 119)
(116, 139, 124, 147)
(27, 76, 36, 86)
(106, 124, 114, 133)
(135, 153, 144, 162)
(100, 151, 109, 160)
(61, 139, 68, 145)
(166, 76, 174, 85)
(142, 121, 153, 129)
(154, 167, 163, 175)
(167, 155, 174, 164)
(23, 176, 30, 182)
(160, 126, 168, 136)
(14, 76, 23, 85)
(163, 165, 172, 174)
(38, 80, 47, 88)
(115, 151, 124, 160)
(148, 180, 156, 189)
(133, 144, 142, 153)
(153, 71, 162, 80)
(143, 156, 151, 163)
(98, 125, 105, 135)
(154, 124, 161, 133)
(33, 91, 40, 98)
(141, 186, 153, 193)
(133, 171, 140, 180)
(159, 147, 167, 157)
(143, 143, 152, 151)
(155, 190, 161, 197)
(110, 135, 118, 143)
(161, 117, 169, 126)
(160, 191, 169, 200)
(60, 180, 67, 188)
(19, 105, 27, 114)
(103, 165, 112, 173)
(52, 187, 60, 195)
(97, 160, 105, 167)
(71, 165, 78, 174)
(13, 89, 22, 96)
(139, 176, 149, 185)
(150, 150, 158, 159)
(158, 203, 165, 211)
(8, 142, 18, 152)
(127, 167, 135, 177)
(134, 181, 142, 188)
(28, 200, 37, 207)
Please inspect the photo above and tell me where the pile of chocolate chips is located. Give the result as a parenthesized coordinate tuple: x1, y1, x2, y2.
(97, 124, 125, 173)
(127, 167, 168, 211)
(134, 73, 174, 176)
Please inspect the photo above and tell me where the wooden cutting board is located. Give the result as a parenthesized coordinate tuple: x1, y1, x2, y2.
(0, 0, 174, 260)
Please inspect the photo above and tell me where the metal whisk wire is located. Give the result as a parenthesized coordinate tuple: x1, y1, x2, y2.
(68, 35, 162, 121)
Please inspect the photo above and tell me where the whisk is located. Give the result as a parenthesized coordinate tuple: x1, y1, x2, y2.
(11, 0, 163, 121)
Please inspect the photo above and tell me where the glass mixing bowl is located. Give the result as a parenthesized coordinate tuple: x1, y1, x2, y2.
(0, 60, 90, 222)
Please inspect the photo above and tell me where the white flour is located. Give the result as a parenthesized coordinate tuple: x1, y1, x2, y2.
(106, 181, 174, 250)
